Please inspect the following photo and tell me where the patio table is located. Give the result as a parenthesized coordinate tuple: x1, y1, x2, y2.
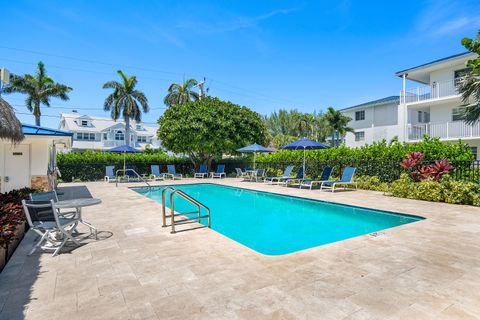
(55, 198, 101, 239)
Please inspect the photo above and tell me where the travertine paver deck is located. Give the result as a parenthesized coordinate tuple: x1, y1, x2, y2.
(1, 178, 480, 320)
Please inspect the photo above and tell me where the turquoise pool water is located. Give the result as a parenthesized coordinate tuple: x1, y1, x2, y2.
(133, 184, 423, 255)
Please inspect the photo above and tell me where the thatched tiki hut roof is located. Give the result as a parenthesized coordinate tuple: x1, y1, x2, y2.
(0, 97, 24, 143)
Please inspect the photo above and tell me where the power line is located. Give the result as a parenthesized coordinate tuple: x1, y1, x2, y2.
(0, 45, 310, 107)
(13, 111, 160, 126)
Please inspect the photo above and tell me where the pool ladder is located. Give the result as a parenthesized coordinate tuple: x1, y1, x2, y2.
(161, 187, 211, 234)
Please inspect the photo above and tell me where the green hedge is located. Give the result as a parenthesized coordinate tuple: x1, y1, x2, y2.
(57, 151, 179, 182)
(255, 138, 475, 182)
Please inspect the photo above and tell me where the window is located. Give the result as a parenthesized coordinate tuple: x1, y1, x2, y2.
(80, 120, 88, 127)
(136, 124, 142, 130)
(355, 110, 365, 121)
(103, 133, 108, 140)
(354, 131, 365, 141)
(471, 147, 478, 160)
(452, 107, 465, 122)
(137, 136, 147, 143)
(417, 111, 430, 123)
(76, 132, 95, 141)
(115, 130, 124, 141)
(417, 111, 423, 123)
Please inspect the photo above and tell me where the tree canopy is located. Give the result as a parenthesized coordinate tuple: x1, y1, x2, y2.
(163, 78, 200, 107)
(2, 61, 72, 126)
(158, 97, 267, 167)
(459, 31, 480, 123)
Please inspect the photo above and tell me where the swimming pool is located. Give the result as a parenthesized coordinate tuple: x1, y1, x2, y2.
(133, 183, 423, 255)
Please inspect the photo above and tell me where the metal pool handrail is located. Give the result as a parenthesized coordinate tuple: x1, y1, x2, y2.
(161, 186, 211, 234)
(115, 169, 151, 189)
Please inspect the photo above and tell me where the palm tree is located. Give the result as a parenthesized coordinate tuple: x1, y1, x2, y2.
(324, 107, 353, 147)
(2, 61, 72, 126)
(164, 79, 199, 107)
(103, 70, 149, 146)
(458, 32, 480, 124)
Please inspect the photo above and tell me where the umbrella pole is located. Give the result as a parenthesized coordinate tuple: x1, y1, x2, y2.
(254, 152, 256, 171)
(303, 147, 306, 180)
(123, 151, 126, 176)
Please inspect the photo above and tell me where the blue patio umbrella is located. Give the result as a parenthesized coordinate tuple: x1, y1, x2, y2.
(282, 137, 329, 179)
(237, 143, 274, 170)
(108, 144, 140, 174)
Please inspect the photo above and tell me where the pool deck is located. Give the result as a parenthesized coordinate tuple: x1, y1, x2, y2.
(1, 178, 480, 319)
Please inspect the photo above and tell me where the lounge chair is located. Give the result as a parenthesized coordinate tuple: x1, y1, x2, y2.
(252, 168, 266, 182)
(164, 164, 183, 179)
(194, 164, 209, 178)
(150, 165, 165, 181)
(235, 168, 248, 178)
(126, 165, 138, 181)
(104, 165, 116, 182)
(299, 167, 334, 190)
(211, 164, 226, 178)
(282, 166, 305, 186)
(264, 165, 294, 184)
(320, 167, 357, 192)
(22, 199, 81, 256)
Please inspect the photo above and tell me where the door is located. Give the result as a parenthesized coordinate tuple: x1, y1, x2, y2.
(4, 144, 30, 192)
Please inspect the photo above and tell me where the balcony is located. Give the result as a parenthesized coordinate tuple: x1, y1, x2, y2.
(407, 121, 480, 141)
(401, 78, 462, 105)
(103, 140, 127, 147)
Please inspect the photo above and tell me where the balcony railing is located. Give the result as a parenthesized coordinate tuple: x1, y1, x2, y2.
(103, 140, 127, 147)
(401, 78, 462, 104)
(407, 121, 480, 141)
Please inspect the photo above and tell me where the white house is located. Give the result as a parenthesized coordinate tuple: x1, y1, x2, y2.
(0, 124, 72, 193)
(58, 112, 161, 151)
(342, 52, 480, 159)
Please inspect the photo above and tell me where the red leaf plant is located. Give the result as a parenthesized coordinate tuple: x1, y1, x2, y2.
(400, 152, 453, 182)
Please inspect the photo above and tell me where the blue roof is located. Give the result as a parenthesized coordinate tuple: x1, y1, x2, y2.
(22, 124, 73, 136)
(339, 96, 399, 111)
(395, 52, 473, 76)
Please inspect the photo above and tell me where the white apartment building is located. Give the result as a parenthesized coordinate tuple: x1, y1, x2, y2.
(58, 112, 161, 151)
(341, 52, 479, 159)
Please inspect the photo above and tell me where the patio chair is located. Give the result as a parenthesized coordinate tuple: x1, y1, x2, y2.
(125, 165, 138, 181)
(235, 168, 248, 178)
(299, 166, 334, 190)
(30, 191, 76, 219)
(282, 166, 305, 186)
(211, 164, 226, 178)
(320, 167, 357, 192)
(194, 164, 209, 178)
(104, 165, 116, 182)
(150, 165, 165, 181)
(264, 165, 294, 184)
(164, 164, 183, 179)
(22, 199, 81, 256)
(252, 168, 266, 182)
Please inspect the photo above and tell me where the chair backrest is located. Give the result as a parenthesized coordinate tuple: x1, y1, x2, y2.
(198, 164, 207, 173)
(22, 200, 56, 227)
(30, 191, 58, 202)
(235, 168, 243, 176)
(341, 167, 356, 182)
(126, 165, 136, 177)
(106, 165, 115, 177)
(216, 164, 225, 173)
(167, 165, 176, 175)
(151, 165, 160, 176)
(320, 166, 333, 181)
(283, 165, 294, 177)
(295, 166, 305, 179)
(255, 168, 265, 177)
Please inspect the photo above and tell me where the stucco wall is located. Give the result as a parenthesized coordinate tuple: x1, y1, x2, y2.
(430, 63, 469, 84)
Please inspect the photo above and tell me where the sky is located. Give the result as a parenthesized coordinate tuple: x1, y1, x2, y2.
(1, 0, 480, 128)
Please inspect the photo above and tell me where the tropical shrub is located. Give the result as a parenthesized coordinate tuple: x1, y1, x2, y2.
(400, 152, 454, 181)
(0, 188, 34, 248)
(354, 175, 389, 192)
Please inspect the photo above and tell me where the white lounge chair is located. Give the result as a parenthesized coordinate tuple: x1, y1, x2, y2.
(211, 164, 226, 178)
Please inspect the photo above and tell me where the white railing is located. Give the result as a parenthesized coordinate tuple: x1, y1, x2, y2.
(407, 121, 480, 140)
(401, 78, 462, 104)
(103, 140, 126, 147)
